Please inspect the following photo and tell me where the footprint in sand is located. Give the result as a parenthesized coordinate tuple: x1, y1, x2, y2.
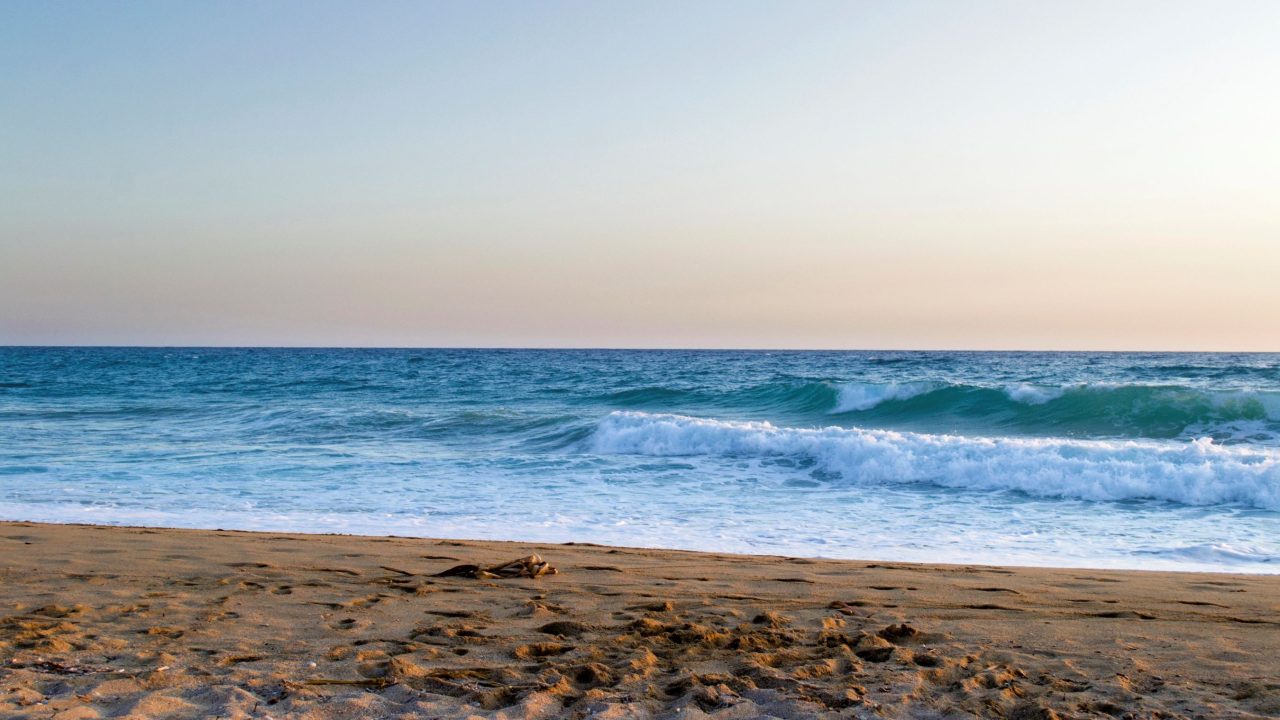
(217, 653, 265, 666)
(201, 608, 241, 622)
(30, 604, 85, 618)
(1091, 610, 1157, 620)
(513, 642, 573, 659)
(537, 620, 592, 637)
(339, 593, 389, 608)
(1189, 581, 1248, 592)
(424, 609, 477, 618)
(912, 653, 943, 667)
(628, 600, 675, 612)
(876, 623, 921, 643)
(516, 600, 568, 617)
(305, 566, 362, 577)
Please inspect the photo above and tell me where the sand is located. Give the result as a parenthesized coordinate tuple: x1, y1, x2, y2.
(1, 522, 1277, 719)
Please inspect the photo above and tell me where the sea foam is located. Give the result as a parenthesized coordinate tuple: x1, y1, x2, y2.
(5, 347, 1280, 572)
(1003, 383, 1066, 405)
(832, 381, 935, 412)
(592, 411, 1280, 510)
(1137, 543, 1279, 566)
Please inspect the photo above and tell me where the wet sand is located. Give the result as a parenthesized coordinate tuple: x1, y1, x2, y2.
(1, 521, 1277, 719)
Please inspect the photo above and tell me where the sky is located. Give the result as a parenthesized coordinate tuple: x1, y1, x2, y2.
(2, 1, 1278, 350)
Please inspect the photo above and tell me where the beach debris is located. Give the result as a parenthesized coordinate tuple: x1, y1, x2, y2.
(11, 660, 113, 676)
(877, 623, 920, 642)
(431, 554, 558, 579)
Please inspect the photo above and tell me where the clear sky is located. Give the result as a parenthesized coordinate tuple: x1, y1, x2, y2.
(2, 1, 1278, 350)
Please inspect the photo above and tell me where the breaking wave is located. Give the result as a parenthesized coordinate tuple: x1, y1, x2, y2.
(591, 412, 1280, 509)
(832, 382, 938, 412)
(595, 380, 1280, 443)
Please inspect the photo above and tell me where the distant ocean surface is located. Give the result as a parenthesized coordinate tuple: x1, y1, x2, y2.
(2, 348, 1278, 572)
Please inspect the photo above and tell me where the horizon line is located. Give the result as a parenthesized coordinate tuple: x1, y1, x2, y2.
(3, 344, 1278, 354)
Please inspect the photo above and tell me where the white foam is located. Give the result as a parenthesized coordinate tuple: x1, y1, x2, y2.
(832, 381, 935, 412)
(1180, 419, 1280, 445)
(1138, 543, 1279, 565)
(591, 411, 1280, 510)
(1003, 383, 1066, 405)
(1209, 390, 1280, 421)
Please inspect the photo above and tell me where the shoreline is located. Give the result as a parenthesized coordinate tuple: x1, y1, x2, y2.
(3, 516, 1273, 576)
(2, 521, 1278, 718)
(1, 518, 1268, 572)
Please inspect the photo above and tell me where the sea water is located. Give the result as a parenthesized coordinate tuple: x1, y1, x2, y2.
(1, 348, 1277, 572)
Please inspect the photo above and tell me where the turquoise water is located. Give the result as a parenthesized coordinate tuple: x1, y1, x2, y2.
(1, 348, 1278, 571)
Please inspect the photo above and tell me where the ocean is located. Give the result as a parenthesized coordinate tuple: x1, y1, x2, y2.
(1, 347, 1277, 572)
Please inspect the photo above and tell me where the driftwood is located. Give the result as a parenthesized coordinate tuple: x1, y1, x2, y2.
(13, 660, 116, 676)
(431, 554, 557, 580)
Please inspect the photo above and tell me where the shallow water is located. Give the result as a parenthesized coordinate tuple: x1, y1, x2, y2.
(1, 348, 1277, 571)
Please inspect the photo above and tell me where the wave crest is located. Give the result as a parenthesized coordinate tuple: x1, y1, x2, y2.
(590, 411, 1280, 510)
(1003, 383, 1066, 405)
(597, 380, 1280, 444)
(832, 382, 936, 412)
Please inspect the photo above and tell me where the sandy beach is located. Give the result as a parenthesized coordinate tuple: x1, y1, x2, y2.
(0, 523, 1275, 719)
